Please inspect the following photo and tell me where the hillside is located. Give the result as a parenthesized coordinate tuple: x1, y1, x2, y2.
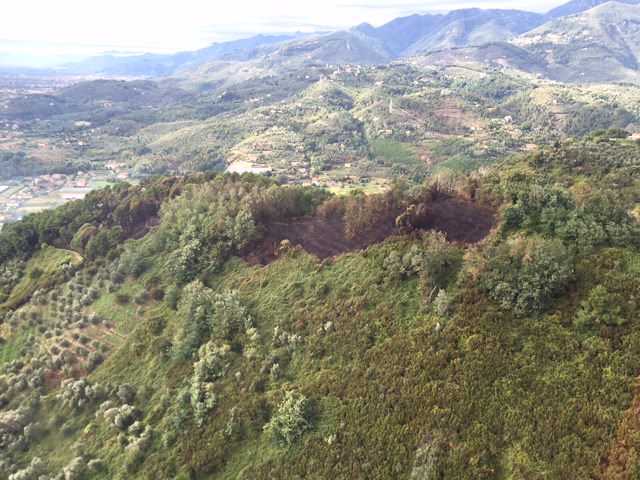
(0, 137, 639, 478)
(514, 1, 640, 82)
(4, 56, 640, 185)
(352, 9, 543, 57)
(2, 1, 640, 478)
(402, 9, 543, 55)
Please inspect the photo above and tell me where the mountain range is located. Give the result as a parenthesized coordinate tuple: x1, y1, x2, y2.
(57, 0, 640, 83)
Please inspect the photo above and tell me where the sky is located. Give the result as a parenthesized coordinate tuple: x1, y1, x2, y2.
(0, 0, 565, 66)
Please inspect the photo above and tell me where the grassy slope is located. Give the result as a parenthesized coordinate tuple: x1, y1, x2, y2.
(0, 246, 83, 315)
(3, 241, 637, 479)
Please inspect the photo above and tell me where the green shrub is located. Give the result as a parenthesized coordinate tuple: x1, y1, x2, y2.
(57, 379, 105, 411)
(9, 457, 46, 480)
(29, 268, 43, 280)
(190, 341, 233, 426)
(173, 280, 215, 361)
(263, 391, 311, 447)
(432, 289, 451, 317)
(85, 226, 124, 260)
(150, 287, 164, 301)
(210, 290, 252, 340)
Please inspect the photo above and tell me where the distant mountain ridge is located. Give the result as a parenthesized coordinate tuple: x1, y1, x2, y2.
(55, 0, 640, 83)
(67, 33, 310, 76)
(411, 2, 640, 83)
(353, 8, 544, 57)
(514, 1, 640, 81)
(545, 0, 640, 19)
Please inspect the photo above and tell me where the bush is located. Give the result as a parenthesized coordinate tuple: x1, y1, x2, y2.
(57, 379, 105, 410)
(29, 268, 43, 280)
(8, 457, 46, 480)
(190, 342, 233, 426)
(116, 384, 137, 404)
(164, 284, 180, 309)
(383, 233, 460, 289)
(87, 459, 104, 473)
(149, 287, 164, 301)
(263, 391, 311, 447)
(62, 456, 85, 480)
(432, 289, 451, 317)
(133, 291, 150, 305)
(210, 290, 252, 340)
(102, 404, 140, 430)
(115, 293, 131, 305)
(87, 352, 104, 371)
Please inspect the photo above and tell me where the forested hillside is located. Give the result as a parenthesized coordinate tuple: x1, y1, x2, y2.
(1, 1, 640, 478)
(3, 59, 639, 187)
(0, 136, 639, 478)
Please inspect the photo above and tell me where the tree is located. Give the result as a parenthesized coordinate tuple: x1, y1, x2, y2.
(573, 285, 626, 330)
(481, 236, 574, 316)
(85, 227, 124, 260)
(173, 280, 215, 361)
(433, 289, 451, 317)
(210, 290, 252, 340)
